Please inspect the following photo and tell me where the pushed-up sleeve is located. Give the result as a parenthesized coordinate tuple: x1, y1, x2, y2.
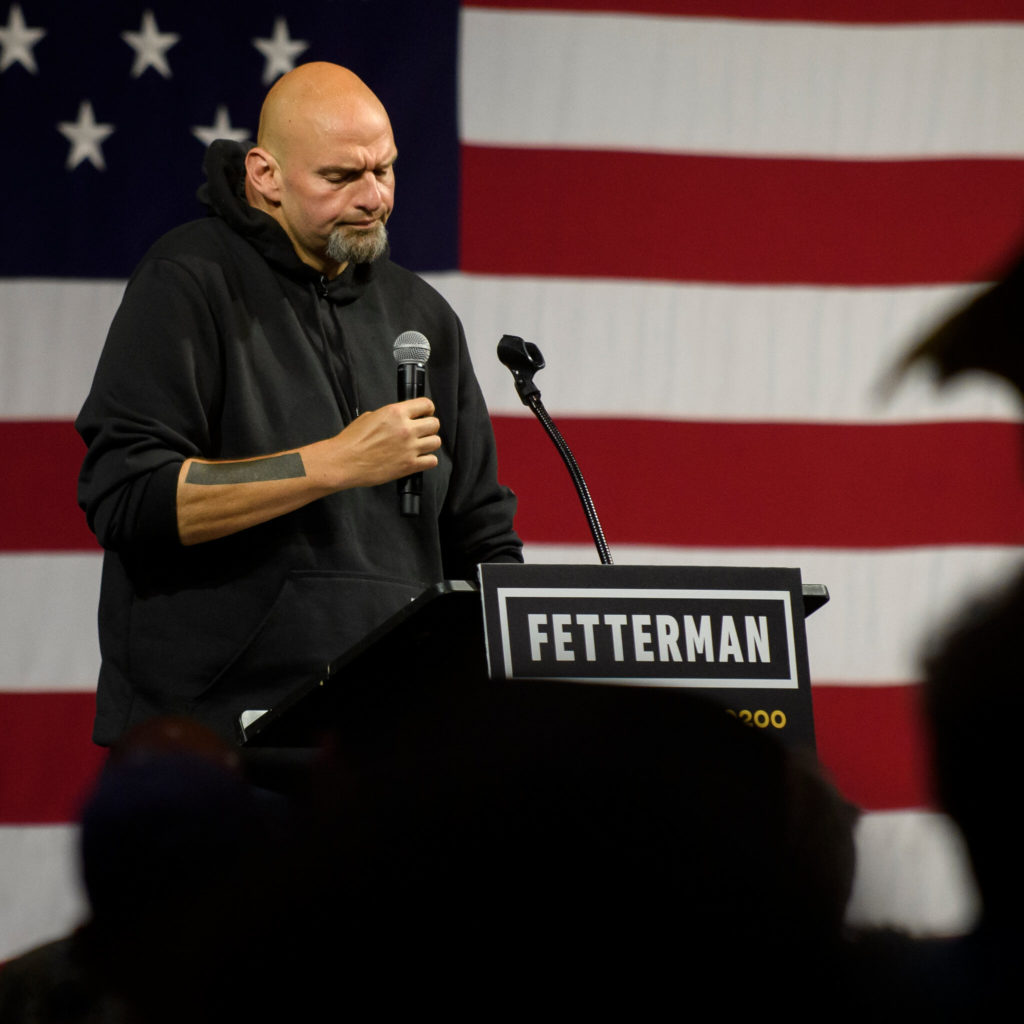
(76, 256, 222, 553)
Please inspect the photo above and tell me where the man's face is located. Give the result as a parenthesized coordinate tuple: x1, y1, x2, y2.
(271, 106, 396, 274)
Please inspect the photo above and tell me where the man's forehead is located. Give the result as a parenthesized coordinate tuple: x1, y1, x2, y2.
(313, 150, 398, 174)
(308, 126, 397, 166)
(274, 115, 394, 171)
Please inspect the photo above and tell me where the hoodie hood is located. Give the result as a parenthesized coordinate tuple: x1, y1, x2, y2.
(196, 140, 381, 303)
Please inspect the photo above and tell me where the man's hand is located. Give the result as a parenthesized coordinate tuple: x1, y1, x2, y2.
(314, 397, 441, 490)
(176, 398, 443, 546)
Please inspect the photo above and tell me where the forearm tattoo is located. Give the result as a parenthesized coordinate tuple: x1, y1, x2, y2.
(186, 452, 306, 485)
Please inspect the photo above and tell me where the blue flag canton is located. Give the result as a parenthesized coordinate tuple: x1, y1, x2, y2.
(1, 1, 460, 277)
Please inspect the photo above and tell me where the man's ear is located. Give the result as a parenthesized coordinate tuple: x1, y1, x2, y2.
(245, 147, 281, 204)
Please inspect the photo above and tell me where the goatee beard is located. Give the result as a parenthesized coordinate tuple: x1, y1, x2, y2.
(326, 221, 389, 265)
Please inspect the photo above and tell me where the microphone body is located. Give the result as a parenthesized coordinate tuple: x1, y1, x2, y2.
(393, 331, 431, 517)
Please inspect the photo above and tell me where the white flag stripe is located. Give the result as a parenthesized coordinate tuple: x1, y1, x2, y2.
(0, 825, 87, 964)
(6, 278, 1018, 425)
(0, 809, 978, 962)
(460, 9, 1024, 158)
(0, 281, 122, 420)
(522, 542, 1024, 685)
(1, 545, 1019, 693)
(846, 809, 978, 937)
(427, 274, 1017, 423)
(0, 554, 101, 692)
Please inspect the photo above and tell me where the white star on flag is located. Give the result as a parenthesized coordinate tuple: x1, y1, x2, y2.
(121, 9, 180, 79)
(192, 105, 251, 148)
(57, 100, 115, 171)
(0, 3, 46, 74)
(252, 17, 308, 86)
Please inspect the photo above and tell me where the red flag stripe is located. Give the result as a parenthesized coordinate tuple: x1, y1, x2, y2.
(813, 683, 934, 812)
(465, 1, 1024, 22)
(2, 421, 97, 552)
(0, 693, 105, 826)
(5, 417, 1024, 552)
(496, 417, 1024, 549)
(460, 147, 1024, 286)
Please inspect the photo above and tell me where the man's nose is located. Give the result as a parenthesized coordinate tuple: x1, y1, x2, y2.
(354, 172, 384, 211)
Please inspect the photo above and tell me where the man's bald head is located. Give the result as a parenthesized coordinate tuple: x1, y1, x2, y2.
(245, 63, 397, 276)
(256, 63, 393, 167)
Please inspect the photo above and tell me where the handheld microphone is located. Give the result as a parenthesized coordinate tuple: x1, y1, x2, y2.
(393, 330, 431, 517)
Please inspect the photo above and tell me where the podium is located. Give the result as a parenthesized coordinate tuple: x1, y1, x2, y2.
(239, 579, 484, 749)
(240, 564, 826, 751)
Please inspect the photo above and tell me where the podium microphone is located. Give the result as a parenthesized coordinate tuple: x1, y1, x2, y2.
(394, 330, 431, 517)
(498, 334, 613, 565)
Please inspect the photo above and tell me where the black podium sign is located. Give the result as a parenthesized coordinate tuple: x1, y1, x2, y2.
(480, 563, 819, 750)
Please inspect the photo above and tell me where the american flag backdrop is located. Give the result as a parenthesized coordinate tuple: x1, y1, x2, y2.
(2, 0, 1023, 959)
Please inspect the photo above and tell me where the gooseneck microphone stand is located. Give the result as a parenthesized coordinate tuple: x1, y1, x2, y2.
(497, 334, 613, 566)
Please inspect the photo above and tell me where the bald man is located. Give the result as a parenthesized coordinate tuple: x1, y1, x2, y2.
(76, 64, 522, 746)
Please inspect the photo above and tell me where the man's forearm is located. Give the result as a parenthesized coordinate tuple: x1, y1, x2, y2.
(175, 398, 442, 546)
(176, 449, 332, 546)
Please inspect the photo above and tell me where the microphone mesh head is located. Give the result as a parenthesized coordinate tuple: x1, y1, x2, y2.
(393, 330, 431, 366)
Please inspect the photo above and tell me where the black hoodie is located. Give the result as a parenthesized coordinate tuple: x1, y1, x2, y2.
(76, 141, 521, 744)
